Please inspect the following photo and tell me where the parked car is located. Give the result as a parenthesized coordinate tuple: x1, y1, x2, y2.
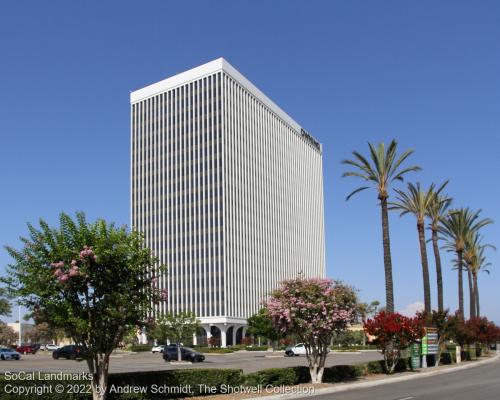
(163, 346, 205, 362)
(15, 345, 38, 355)
(52, 345, 87, 360)
(285, 343, 306, 356)
(44, 344, 61, 351)
(285, 343, 330, 357)
(151, 345, 166, 354)
(0, 348, 21, 360)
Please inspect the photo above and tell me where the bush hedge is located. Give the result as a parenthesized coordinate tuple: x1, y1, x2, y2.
(244, 346, 268, 351)
(196, 347, 233, 354)
(244, 359, 410, 388)
(0, 370, 244, 400)
(107, 369, 243, 399)
(127, 344, 153, 352)
(245, 368, 298, 387)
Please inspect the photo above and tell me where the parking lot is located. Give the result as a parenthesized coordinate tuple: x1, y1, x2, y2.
(0, 350, 382, 374)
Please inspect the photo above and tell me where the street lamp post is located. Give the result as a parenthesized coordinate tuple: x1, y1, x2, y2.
(18, 304, 22, 347)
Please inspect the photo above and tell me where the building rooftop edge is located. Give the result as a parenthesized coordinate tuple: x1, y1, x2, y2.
(129, 58, 322, 149)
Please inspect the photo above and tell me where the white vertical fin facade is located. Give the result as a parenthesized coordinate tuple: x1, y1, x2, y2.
(131, 58, 325, 326)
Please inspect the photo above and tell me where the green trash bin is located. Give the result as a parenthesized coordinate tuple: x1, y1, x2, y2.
(410, 343, 421, 370)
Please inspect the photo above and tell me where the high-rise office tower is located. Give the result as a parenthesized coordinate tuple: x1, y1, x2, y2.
(131, 58, 325, 346)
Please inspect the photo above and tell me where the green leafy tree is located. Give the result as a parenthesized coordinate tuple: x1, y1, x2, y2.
(426, 191, 452, 312)
(440, 208, 493, 317)
(121, 326, 140, 347)
(391, 181, 447, 313)
(154, 311, 199, 361)
(4, 212, 163, 400)
(0, 287, 12, 317)
(24, 322, 64, 344)
(357, 300, 380, 345)
(247, 308, 284, 350)
(342, 140, 421, 312)
(0, 321, 17, 346)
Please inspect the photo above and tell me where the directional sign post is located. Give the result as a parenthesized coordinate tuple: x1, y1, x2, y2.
(422, 327, 439, 367)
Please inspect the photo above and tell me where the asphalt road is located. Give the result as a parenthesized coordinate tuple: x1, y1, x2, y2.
(0, 350, 382, 374)
(303, 356, 500, 400)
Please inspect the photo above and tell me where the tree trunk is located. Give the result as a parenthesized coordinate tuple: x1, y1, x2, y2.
(380, 197, 394, 313)
(431, 228, 444, 312)
(467, 268, 475, 319)
(177, 342, 181, 362)
(457, 251, 464, 318)
(305, 343, 328, 384)
(473, 273, 480, 317)
(417, 222, 432, 313)
(87, 353, 110, 400)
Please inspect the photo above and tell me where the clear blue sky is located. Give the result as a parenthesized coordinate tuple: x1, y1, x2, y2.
(1, 1, 499, 322)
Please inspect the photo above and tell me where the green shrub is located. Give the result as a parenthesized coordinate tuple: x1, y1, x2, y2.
(127, 344, 153, 352)
(107, 369, 243, 399)
(196, 347, 233, 354)
(0, 370, 244, 400)
(245, 346, 268, 351)
(323, 365, 362, 382)
(366, 360, 384, 374)
(228, 344, 245, 350)
(246, 364, 366, 387)
(290, 367, 311, 384)
(245, 368, 298, 387)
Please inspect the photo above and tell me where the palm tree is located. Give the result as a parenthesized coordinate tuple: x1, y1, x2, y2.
(463, 232, 495, 318)
(425, 186, 452, 313)
(390, 182, 447, 313)
(342, 140, 421, 313)
(440, 208, 493, 318)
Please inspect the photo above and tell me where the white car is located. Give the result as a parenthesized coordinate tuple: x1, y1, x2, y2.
(0, 348, 21, 360)
(44, 344, 60, 351)
(151, 345, 166, 354)
(285, 343, 330, 357)
(285, 343, 307, 356)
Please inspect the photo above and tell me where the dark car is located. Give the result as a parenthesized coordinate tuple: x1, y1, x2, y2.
(52, 345, 88, 360)
(162, 346, 205, 362)
(0, 348, 21, 360)
(16, 345, 38, 355)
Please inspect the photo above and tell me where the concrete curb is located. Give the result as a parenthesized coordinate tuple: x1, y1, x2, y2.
(247, 353, 499, 400)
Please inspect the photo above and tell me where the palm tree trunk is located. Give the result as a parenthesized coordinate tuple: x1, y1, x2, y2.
(467, 267, 475, 319)
(457, 250, 464, 318)
(473, 273, 480, 317)
(417, 222, 432, 313)
(380, 197, 394, 313)
(431, 228, 444, 312)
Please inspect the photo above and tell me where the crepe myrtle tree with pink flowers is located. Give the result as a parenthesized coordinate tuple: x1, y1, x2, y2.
(4, 212, 165, 400)
(265, 277, 358, 384)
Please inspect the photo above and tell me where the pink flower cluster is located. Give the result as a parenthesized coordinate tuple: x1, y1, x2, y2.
(50, 246, 94, 284)
(51, 260, 82, 283)
(265, 277, 356, 338)
(79, 246, 96, 261)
